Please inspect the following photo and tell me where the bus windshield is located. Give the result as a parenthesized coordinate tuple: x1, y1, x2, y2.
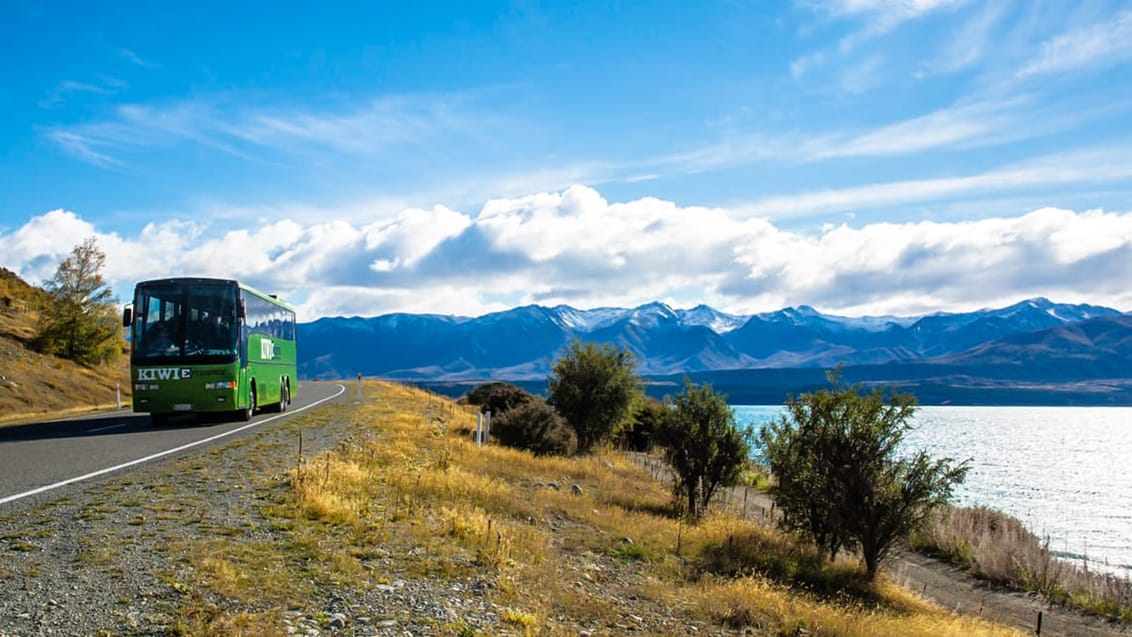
(133, 281, 240, 363)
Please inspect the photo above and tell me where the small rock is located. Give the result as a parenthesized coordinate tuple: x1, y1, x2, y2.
(571, 484, 583, 496)
(470, 578, 491, 594)
(327, 612, 347, 629)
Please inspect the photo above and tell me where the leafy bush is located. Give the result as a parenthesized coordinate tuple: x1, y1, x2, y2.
(491, 397, 576, 456)
(464, 381, 534, 416)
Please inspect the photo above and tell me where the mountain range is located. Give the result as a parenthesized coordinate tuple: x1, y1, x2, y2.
(297, 298, 1132, 405)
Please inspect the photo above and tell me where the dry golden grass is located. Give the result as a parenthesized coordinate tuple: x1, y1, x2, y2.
(190, 538, 311, 604)
(688, 576, 1022, 637)
(291, 456, 371, 525)
(258, 380, 1027, 636)
(167, 605, 285, 637)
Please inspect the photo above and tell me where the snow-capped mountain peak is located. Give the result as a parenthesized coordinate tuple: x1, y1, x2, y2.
(677, 304, 749, 333)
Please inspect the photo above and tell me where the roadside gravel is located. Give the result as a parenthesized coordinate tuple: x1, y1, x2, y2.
(1, 390, 738, 637)
(0, 401, 513, 636)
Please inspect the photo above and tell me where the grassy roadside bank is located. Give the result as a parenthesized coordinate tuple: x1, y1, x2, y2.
(0, 338, 130, 428)
(910, 505, 1132, 622)
(159, 380, 1024, 636)
(0, 276, 132, 429)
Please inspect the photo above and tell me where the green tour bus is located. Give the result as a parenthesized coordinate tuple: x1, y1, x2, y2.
(123, 277, 297, 424)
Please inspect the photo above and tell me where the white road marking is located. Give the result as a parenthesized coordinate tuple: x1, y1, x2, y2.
(0, 384, 346, 506)
(86, 423, 127, 433)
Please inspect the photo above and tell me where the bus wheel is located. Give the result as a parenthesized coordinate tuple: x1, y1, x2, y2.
(280, 381, 289, 412)
(241, 387, 256, 421)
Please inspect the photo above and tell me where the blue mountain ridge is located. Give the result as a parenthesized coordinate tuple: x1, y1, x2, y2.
(297, 298, 1128, 389)
(665, 314, 1132, 406)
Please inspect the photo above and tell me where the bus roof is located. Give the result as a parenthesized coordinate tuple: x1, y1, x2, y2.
(135, 277, 295, 313)
(238, 281, 296, 312)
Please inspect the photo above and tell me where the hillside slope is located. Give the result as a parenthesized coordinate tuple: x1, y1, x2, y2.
(0, 268, 130, 425)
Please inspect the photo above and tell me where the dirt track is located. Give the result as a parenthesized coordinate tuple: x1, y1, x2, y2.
(890, 549, 1128, 637)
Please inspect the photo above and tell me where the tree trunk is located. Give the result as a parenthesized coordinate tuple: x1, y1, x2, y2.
(863, 541, 879, 580)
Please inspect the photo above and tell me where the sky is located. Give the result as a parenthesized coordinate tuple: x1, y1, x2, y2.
(2, 1, 1132, 321)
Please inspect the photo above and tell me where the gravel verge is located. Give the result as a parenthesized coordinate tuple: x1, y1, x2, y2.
(0, 401, 511, 637)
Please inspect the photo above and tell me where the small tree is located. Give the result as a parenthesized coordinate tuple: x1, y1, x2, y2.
(656, 380, 751, 521)
(617, 396, 667, 452)
(759, 372, 969, 579)
(759, 378, 847, 562)
(547, 340, 641, 453)
(492, 397, 577, 456)
(34, 238, 122, 366)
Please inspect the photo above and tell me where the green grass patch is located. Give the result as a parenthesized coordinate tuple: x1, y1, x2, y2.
(608, 540, 658, 562)
(7, 539, 38, 552)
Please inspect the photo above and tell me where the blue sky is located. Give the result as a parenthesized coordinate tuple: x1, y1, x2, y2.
(2, 1, 1132, 319)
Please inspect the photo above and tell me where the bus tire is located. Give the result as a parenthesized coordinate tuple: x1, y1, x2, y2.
(280, 381, 289, 412)
(241, 386, 256, 421)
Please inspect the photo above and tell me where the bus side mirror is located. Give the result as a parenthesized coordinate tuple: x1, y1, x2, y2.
(122, 307, 132, 327)
(237, 299, 246, 320)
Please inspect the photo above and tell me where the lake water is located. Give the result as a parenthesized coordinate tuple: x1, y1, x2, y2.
(734, 405, 1132, 577)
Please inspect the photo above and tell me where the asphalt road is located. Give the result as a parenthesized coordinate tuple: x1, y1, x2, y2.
(0, 381, 346, 509)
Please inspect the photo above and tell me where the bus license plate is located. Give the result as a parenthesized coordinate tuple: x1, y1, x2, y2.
(173, 404, 192, 411)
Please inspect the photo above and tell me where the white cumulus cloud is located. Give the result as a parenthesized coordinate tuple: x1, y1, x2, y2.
(2, 187, 1130, 319)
